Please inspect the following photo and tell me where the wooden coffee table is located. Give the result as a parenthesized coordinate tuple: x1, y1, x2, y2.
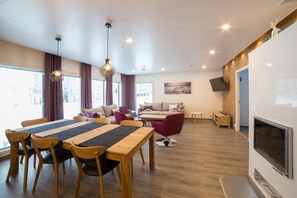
(139, 114, 167, 121)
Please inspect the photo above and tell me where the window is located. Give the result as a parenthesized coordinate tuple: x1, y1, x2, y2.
(92, 79, 105, 107)
(113, 82, 121, 106)
(0, 66, 44, 151)
(136, 83, 153, 110)
(63, 76, 81, 119)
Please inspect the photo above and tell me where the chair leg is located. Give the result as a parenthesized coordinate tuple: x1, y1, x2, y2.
(62, 162, 66, 174)
(6, 154, 18, 182)
(74, 171, 83, 198)
(23, 156, 29, 191)
(20, 155, 24, 164)
(32, 161, 43, 193)
(131, 158, 134, 178)
(54, 164, 59, 198)
(139, 148, 145, 165)
(116, 166, 121, 190)
(98, 176, 104, 198)
(33, 154, 36, 168)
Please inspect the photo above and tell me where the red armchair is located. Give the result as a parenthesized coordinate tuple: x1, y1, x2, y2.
(114, 111, 134, 125)
(151, 113, 185, 146)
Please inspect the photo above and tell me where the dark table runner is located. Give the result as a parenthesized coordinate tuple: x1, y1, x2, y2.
(20, 120, 78, 134)
(80, 125, 139, 148)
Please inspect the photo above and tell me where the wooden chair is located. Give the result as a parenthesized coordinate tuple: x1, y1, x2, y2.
(30, 135, 72, 198)
(20, 117, 49, 167)
(70, 143, 121, 198)
(73, 115, 87, 121)
(92, 117, 111, 124)
(21, 117, 49, 128)
(120, 120, 145, 165)
(5, 129, 36, 190)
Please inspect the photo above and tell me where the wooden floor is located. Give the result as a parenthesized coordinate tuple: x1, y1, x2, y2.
(0, 119, 248, 198)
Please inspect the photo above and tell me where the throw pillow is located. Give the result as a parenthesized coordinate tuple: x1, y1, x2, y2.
(86, 112, 101, 118)
(119, 106, 128, 114)
(143, 105, 152, 111)
(169, 104, 178, 112)
(177, 105, 185, 112)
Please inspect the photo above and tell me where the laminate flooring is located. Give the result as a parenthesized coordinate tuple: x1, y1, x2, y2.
(0, 119, 248, 198)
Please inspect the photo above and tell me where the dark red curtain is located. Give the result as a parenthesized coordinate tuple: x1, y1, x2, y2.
(44, 53, 64, 121)
(106, 76, 113, 105)
(121, 74, 135, 109)
(81, 63, 92, 109)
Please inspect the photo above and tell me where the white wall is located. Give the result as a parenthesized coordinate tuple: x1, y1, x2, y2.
(136, 70, 224, 118)
(248, 23, 297, 198)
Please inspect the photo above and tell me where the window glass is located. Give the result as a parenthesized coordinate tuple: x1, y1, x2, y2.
(92, 79, 105, 107)
(136, 83, 153, 110)
(113, 82, 121, 106)
(63, 76, 81, 119)
(0, 66, 43, 150)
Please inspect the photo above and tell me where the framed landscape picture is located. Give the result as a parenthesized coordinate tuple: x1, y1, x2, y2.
(164, 82, 191, 94)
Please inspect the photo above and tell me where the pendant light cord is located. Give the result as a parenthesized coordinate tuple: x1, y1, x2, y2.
(56, 39, 60, 56)
(106, 26, 109, 59)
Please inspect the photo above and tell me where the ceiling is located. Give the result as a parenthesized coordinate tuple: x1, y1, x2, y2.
(0, 0, 296, 75)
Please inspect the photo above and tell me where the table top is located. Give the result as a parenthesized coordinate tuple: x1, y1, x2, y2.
(18, 119, 154, 156)
(138, 114, 167, 120)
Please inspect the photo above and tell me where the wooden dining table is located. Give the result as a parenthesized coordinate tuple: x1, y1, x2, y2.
(11, 119, 155, 198)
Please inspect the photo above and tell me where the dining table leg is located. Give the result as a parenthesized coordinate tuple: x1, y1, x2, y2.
(120, 155, 132, 198)
(149, 133, 155, 170)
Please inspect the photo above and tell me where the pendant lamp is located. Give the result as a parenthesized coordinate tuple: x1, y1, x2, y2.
(99, 21, 115, 78)
(50, 35, 64, 82)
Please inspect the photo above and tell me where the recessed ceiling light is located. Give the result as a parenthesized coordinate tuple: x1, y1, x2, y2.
(202, 65, 206, 69)
(132, 70, 135, 73)
(125, 38, 134, 44)
(221, 23, 231, 31)
(266, 63, 273, 67)
(161, 67, 165, 71)
(209, 50, 216, 55)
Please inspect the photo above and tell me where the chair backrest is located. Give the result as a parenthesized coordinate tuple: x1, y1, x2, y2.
(30, 135, 60, 164)
(164, 113, 184, 135)
(5, 129, 30, 155)
(21, 118, 49, 127)
(92, 118, 111, 124)
(120, 120, 143, 127)
(73, 115, 88, 122)
(70, 143, 105, 177)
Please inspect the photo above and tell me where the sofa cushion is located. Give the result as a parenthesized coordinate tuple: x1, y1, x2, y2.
(145, 102, 162, 111)
(162, 102, 183, 111)
(177, 105, 185, 112)
(119, 106, 128, 114)
(103, 104, 118, 117)
(82, 107, 105, 117)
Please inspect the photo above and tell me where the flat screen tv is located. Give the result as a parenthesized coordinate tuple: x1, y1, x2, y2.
(209, 77, 228, 91)
(254, 116, 293, 178)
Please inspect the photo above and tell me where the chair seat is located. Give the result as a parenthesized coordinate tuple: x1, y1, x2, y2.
(82, 159, 119, 176)
(43, 149, 72, 164)
(17, 145, 35, 155)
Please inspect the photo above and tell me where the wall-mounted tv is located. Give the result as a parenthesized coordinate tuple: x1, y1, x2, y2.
(254, 116, 293, 179)
(209, 77, 228, 92)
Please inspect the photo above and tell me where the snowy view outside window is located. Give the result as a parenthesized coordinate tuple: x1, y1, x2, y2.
(113, 82, 121, 106)
(63, 76, 81, 119)
(136, 83, 153, 110)
(0, 66, 43, 150)
(92, 80, 105, 107)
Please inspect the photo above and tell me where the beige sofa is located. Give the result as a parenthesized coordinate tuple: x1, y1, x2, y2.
(81, 104, 133, 124)
(138, 102, 185, 116)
